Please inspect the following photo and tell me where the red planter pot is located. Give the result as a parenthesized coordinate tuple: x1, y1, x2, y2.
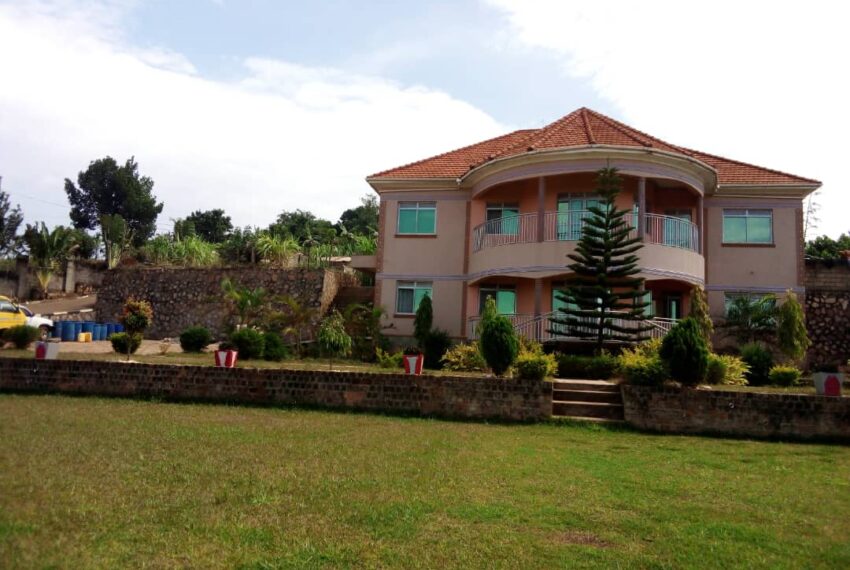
(214, 350, 238, 368)
(403, 353, 424, 375)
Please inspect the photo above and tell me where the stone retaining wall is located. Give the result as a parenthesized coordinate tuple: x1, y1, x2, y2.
(0, 358, 552, 422)
(622, 385, 850, 441)
(95, 267, 356, 339)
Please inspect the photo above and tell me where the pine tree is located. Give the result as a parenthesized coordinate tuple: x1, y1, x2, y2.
(689, 285, 714, 349)
(548, 167, 651, 351)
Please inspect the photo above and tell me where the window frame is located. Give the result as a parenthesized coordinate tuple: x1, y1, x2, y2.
(395, 281, 433, 315)
(723, 292, 777, 317)
(478, 284, 517, 315)
(397, 201, 437, 235)
(484, 202, 520, 236)
(722, 208, 773, 245)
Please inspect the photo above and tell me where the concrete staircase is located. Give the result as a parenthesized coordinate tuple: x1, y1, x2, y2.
(552, 379, 624, 422)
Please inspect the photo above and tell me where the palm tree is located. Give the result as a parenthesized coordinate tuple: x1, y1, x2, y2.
(221, 277, 267, 328)
(24, 223, 76, 297)
(720, 295, 777, 344)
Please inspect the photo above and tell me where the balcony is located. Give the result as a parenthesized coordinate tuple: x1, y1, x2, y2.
(467, 312, 677, 343)
(472, 211, 699, 253)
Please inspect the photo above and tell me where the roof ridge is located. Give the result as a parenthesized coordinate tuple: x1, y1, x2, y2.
(525, 108, 584, 150)
(368, 129, 539, 178)
(580, 107, 597, 144)
(684, 147, 822, 185)
(584, 108, 660, 149)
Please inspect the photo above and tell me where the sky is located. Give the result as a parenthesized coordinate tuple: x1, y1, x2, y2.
(0, 0, 847, 238)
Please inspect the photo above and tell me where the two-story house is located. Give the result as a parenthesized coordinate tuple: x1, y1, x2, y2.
(365, 108, 820, 343)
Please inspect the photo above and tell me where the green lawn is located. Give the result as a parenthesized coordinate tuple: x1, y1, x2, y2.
(1, 396, 848, 568)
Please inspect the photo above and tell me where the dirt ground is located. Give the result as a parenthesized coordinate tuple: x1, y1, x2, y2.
(40, 339, 189, 356)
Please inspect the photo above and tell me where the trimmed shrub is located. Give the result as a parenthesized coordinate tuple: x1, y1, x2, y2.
(514, 352, 557, 380)
(556, 353, 618, 380)
(376, 347, 404, 369)
(768, 365, 801, 386)
(121, 298, 153, 334)
(659, 318, 709, 385)
(422, 329, 452, 369)
(3, 325, 40, 349)
(478, 298, 519, 376)
(230, 328, 265, 360)
(110, 332, 142, 355)
(441, 343, 487, 372)
(413, 294, 433, 347)
(262, 332, 288, 362)
(705, 354, 728, 385)
(179, 326, 212, 352)
(618, 343, 667, 386)
(740, 343, 774, 386)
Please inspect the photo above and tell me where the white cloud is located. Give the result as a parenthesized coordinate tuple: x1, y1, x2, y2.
(486, 0, 850, 238)
(0, 1, 506, 231)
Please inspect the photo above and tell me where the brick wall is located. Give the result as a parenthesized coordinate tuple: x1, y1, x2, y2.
(0, 358, 552, 422)
(622, 385, 850, 441)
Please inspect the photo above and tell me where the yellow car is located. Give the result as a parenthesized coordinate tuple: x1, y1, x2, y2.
(0, 295, 27, 332)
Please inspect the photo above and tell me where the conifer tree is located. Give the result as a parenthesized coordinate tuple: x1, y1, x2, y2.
(549, 167, 651, 351)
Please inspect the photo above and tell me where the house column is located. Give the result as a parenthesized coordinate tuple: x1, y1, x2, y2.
(534, 278, 543, 317)
(637, 177, 646, 240)
(537, 177, 546, 242)
(697, 194, 704, 254)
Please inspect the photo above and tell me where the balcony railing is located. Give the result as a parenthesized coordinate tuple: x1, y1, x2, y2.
(471, 211, 699, 253)
(467, 312, 676, 343)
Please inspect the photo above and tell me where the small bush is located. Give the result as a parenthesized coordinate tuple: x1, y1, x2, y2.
(768, 365, 801, 386)
(740, 343, 774, 386)
(556, 353, 618, 380)
(230, 328, 265, 360)
(110, 332, 142, 355)
(618, 345, 668, 386)
(179, 326, 212, 352)
(441, 343, 487, 372)
(376, 347, 404, 369)
(121, 298, 153, 334)
(716, 354, 749, 385)
(3, 325, 40, 349)
(262, 332, 289, 362)
(660, 318, 709, 385)
(514, 352, 557, 380)
(705, 354, 728, 385)
(422, 329, 452, 369)
(478, 298, 519, 376)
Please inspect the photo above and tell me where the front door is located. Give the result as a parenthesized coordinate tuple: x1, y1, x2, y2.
(665, 295, 682, 320)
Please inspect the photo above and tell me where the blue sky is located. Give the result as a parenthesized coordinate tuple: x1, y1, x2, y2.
(0, 0, 846, 237)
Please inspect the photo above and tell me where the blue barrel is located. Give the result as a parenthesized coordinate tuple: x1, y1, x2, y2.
(51, 322, 62, 339)
(106, 323, 117, 337)
(113, 323, 124, 334)
(61, 321, 75, 341)
(97, 325, 108, 341)
(72, 322, 83, 341)
(82, 322, 95, 334)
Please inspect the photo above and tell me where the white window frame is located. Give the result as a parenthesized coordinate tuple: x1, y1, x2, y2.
(397, 201, 437, 235)
(722, 209, 773, 244)
(395, 281, 433, 315)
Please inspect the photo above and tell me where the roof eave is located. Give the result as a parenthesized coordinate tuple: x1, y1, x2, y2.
(366, 177, 459, 193)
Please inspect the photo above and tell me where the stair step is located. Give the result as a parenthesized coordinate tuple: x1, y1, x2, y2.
(554, 416, 626, 425)
(553, 379, 620, 393)
(553, 389, 622, 404)
(553, 401, 624, 420)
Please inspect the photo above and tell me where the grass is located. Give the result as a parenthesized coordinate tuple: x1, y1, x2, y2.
(1, 396, 849, 568)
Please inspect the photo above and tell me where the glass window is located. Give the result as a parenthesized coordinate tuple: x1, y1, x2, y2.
(397, 202, 436, 234)
(396, 281, 432, 314)
(722, 209, 772, 244)
(485, 203, 520, 236)
(479, 285, 516, 315)
(557, 195, 602, 240)
(0, 301, 17, 313)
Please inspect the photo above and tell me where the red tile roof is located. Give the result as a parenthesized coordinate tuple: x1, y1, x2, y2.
(369, 107, 820, 186)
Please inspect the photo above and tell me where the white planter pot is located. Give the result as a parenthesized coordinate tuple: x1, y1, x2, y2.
(813, 372, 843, 396)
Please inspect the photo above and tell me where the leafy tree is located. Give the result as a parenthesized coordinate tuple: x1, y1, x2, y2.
(659, 318, 709, 385)
(776, 290, 810, 364)
(689, 285, 714, 349)
(172, 218, 196, 240)
(478, 297, 519, 376)
(185, 209, 232, 243)
(342, 303, 387, 362)
(0, 189, 23, 257)
(64, 156, 163, 246)
(338, 194, 379, 236)
(805, 233, 850, 259)
(269, 209, 336, 243)
(23, 223, 76, 297)
(219, 227, 261, 264)
(549, 167, 651, 351)
(413, 293, 433, 348)
(317, 310, 352, 370)
(720, 295, 777, 344)
(66, 229, 99, 260)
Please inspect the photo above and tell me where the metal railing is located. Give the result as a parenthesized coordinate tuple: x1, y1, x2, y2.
(467, 312, 676, 343)
(471, 211, 699, 253)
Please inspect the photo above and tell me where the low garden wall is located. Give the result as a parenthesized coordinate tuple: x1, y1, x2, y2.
(95, 267, 356, 339)
(622, 385, 850, 441)
(0, 358, 552, 422)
